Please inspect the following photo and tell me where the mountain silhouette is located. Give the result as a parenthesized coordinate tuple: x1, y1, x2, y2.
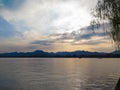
(0, 50, 119, 58)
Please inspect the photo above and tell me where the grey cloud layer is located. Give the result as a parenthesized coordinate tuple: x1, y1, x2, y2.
(31, 40, 54, 46)
(31, 24, 110, 46)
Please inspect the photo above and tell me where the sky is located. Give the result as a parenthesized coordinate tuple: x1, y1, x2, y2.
(0, 0, 114, 53)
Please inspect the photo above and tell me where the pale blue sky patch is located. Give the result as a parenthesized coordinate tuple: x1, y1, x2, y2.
(0, 16, 18, 39)
(13, 20, 31, 32)
(0, 0, 26, 10)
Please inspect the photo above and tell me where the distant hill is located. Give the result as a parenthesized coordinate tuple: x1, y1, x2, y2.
(0, 50, 120, 58)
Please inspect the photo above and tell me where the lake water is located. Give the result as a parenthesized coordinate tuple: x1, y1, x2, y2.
(0, 58, 119, 90)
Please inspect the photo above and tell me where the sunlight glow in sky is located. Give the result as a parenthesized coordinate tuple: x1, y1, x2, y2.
(0, 0, 114, 52)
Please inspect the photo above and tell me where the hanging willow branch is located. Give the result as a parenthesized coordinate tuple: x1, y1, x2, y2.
(91, 0, 120, 50)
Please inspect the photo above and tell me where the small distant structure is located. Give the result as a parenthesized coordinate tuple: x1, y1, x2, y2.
(115, 78, 120, 90)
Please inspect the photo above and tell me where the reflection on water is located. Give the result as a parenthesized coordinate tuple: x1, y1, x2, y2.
(0, 58, 119, 90)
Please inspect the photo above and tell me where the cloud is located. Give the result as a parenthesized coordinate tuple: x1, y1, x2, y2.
(52, 25, 108, 40)
(0, 0, 98, 40)
(31, 40, 54, 46)
(72, 37, 108, 45)
(41, 24, 110, 46)
(0, 0, 113, 52)
(0, 0, 95, 35)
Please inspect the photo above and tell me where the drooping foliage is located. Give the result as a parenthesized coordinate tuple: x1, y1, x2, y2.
(92, 0, 120, 50)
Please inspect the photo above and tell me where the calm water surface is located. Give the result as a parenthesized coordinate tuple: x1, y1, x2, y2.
(0, 58, 119, 90)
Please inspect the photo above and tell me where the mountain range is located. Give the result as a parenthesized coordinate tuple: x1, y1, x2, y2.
(0, 50, 120, 58)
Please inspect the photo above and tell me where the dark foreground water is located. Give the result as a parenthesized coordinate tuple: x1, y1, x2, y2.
(0, 58, 119, 90)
